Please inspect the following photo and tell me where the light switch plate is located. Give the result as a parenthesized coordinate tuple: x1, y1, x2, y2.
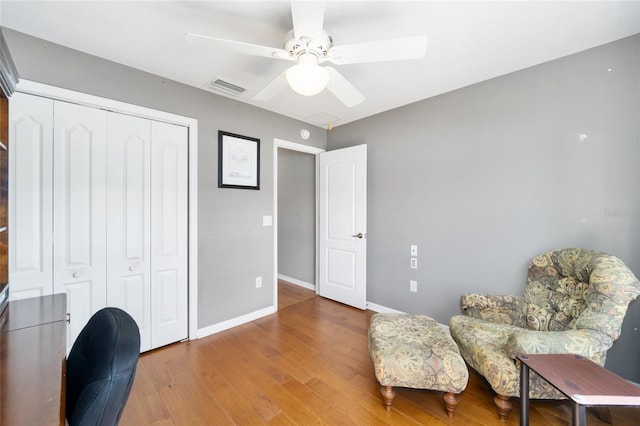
(262, 215, 273, 227)
(410, 245, 418, 256)
(410, 280, 417, 293)
(410, 257, 418, 269)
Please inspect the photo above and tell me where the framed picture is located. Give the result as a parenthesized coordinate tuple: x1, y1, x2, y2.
(218, 131, 260, 190)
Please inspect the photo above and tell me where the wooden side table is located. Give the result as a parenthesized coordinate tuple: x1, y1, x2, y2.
(517, 353, 640, 426)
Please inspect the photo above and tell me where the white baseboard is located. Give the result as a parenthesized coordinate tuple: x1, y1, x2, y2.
(365, 302, 405, 314)
(277, 274, 315, 291)
(196, 300, 451, 341)
(196, 305, 277, 339)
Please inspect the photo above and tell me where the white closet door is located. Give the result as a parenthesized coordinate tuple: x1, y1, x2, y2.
(8, 93, 54, 300)
(106, 112, 152, 351)
(53, 101, 107, 349)
(150, 121, 188, 348)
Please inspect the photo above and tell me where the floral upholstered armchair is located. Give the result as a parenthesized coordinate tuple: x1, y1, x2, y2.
(449, 248, 640, 421)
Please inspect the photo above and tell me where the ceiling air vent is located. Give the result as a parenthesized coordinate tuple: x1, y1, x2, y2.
(208, 79, 246, 96)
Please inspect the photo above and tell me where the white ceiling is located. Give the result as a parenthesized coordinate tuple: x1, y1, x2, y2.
(2, 1, 639, 128)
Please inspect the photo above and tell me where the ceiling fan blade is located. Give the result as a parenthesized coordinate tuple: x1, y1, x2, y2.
(185, 32, 291, 60)
(327, 35, 428, 65)
(291, 1, 325, 39)
(252, 70, 289, 101)
(325, 67, 365, 108)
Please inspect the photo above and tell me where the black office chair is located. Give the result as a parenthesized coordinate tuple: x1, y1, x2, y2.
(66, 307, 141, 426)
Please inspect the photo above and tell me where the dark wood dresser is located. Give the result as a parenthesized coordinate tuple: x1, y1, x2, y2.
(0, 294, 67, 425)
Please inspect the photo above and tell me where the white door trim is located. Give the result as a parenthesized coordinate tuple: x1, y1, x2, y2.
(273, 138, 324, 308)
(15, 79, 199, 341)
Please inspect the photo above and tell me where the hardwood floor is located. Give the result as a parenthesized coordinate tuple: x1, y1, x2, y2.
(121, 281, 639, 425)
(277, 279, 316, 310)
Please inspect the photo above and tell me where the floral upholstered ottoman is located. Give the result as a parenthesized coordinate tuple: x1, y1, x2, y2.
(368, 313, 468, 417)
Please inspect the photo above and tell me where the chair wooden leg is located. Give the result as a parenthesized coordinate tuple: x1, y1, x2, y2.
(493, 394, 512, 422)
(380, 386, 396, 411)
(443, 392, 460, 417)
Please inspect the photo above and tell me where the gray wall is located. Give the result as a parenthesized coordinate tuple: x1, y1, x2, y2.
(327, 34, 640, 381)
(277, 149, 316, 285)
(2, 28, 327, 329)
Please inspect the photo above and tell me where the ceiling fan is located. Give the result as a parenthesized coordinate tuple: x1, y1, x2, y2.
(186, 2, 427, 108)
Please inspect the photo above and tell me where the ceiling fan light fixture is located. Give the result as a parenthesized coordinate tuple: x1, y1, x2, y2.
(285, 53, 329, 96)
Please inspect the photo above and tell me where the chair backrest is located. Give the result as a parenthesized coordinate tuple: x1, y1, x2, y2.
(524, 248, 640, 339)
(66, 307, 141, 426)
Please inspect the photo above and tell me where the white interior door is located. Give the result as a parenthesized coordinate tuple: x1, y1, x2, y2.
(318, 144, 367, 309)
(53, 101, 107, 350)
(8, 93, 53, 300)
(106, 112, 152, 351)
(150, 121, 188, 348)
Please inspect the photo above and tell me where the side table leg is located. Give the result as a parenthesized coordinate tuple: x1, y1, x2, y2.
(519, 361, 530, 426)
(573, 403, 586, 426)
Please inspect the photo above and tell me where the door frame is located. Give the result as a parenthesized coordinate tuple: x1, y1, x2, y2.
(14, 79, 199, 341)
(272, 138, 324, 307)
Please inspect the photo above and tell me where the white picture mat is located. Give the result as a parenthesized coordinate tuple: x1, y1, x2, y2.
(220, 134, 258, 187)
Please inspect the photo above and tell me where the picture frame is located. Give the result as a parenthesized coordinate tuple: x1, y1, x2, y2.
(218, 130, 260, 190)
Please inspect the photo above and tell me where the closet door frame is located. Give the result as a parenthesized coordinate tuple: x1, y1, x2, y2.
(15, 79, 199, 341)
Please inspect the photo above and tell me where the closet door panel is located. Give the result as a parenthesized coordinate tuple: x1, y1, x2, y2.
(151, 121, 188, 348)
(8, 93, 54, 299)
(53, 101, 107, 349)
(106, 112, 152, 352)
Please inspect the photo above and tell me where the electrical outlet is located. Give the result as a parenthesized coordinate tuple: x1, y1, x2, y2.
(255, 276, 262, 288)
(410, 257, 418, 269)
(410, 245, 418, 256)
(410, 280, 417, 293)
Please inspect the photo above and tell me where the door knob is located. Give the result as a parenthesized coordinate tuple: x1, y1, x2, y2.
(352, 233, 364, 239)
(129, 266, 135, 272)
(72, 272, 80, 278)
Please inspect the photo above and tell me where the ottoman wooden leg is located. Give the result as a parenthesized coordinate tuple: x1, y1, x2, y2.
(380, 386, 396, 411)
(443, 392, 460, 417)
(493, 394, 512, 422)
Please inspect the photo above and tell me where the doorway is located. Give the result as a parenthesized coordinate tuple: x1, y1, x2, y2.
(273, 139, 367, 311)
(273, 139, 324, 309)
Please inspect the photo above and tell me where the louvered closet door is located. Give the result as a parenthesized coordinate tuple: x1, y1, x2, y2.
(53, 101, 107, 350)
(106, 112, 152, 351)
(150, 121, 188, 348)
(8, 93, 53, 300)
